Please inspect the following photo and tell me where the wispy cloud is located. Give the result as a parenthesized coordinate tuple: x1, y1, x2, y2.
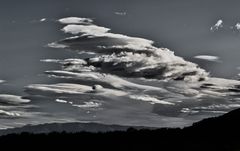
(194, 55, 220, 62)
(114, 11, 127, 16)
(0, 94, 30, 104)
(58, 17, 93, 24)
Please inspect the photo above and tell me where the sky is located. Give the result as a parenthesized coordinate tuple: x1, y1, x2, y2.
(1, 0, 240, 129)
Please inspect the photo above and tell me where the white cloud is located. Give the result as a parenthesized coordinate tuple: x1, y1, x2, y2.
(40, 18, 46, 22)
(58, 17, 93, 24)
(72, 102, 101, 108)
(47, 42, 68, 49)
(114, 12, 127, 16)
(0, 80, 4, 83)
(181, 108, 199, 114)
(41, 59, 60, 63)
(235, 23, 240, 30)
(37, 16, 240, 118)
(58, 17, 209, 82)
(44, 70, 166, 92)
(0, 94, 31, 104)
(56, 99, 68, 103)
(55, 98, 101, 109)
(210, 19, 223, 31)
(0, 110, 20, 117)
(194, 55, 220, 62)
(129, 95, 174, 105)
(62, 24, 110, 36)
(27, 83, 128, 97)
(61, 24, 154, 51)
(194, 104, 240, 110)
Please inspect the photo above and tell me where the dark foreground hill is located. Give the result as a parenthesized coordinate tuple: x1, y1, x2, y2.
(1, 108, 240, 150)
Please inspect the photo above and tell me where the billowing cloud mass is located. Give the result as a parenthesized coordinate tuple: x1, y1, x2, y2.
(194, 55, 220, 62)
(210, 19, 223, 31)
(7, 16, 240, 129)
(55, 18, 208, 82)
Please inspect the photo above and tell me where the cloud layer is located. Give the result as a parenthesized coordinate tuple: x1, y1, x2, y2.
(36, 17, 240, 121)
(3, 17, 240, 129)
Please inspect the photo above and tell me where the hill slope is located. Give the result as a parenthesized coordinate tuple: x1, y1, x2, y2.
(1, 108, 240, 150)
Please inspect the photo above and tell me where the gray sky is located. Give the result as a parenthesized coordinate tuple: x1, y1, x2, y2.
(1, 0, 240, 129)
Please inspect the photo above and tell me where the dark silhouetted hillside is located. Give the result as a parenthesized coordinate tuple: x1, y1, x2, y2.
(1, 109, 240, 150)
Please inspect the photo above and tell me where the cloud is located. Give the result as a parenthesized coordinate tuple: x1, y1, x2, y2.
(58, 17, 93, 24)
(72, 101, 101, 108)
(56, 19, 209, 82)
(181, 103, 240, 115)
(129, 95, 174, 105)
(194, 104, 240, 110)
(0, 80, 4, 83)
(114, 12, 127, 16)
(210, 19, 223, 31)
(0, 110, 20, 117)
(27, 83, 128, 97)
(62, 24, 111, 36)
(0, 94, 31, 105)
(235, 23, 240, 30)
(40, 18, 46, 22)
(181, 108, 199, 114)
(44, 70, 166, 92)
(194, 55, 220, 62)
(55, 99, 68, 103)
(41, 59, 61, 63)
(47, 42, 68, 49)
(0, 94, 34, 119)
(30, 16, 240, 126)
(55, 98, 101, 109)
(41, 58, 87, 65)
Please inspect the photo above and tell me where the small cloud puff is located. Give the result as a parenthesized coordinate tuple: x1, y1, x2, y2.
(235, 23, 240, 30)
(40, 18, 46, 22)
(210, 19, 223, 31)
